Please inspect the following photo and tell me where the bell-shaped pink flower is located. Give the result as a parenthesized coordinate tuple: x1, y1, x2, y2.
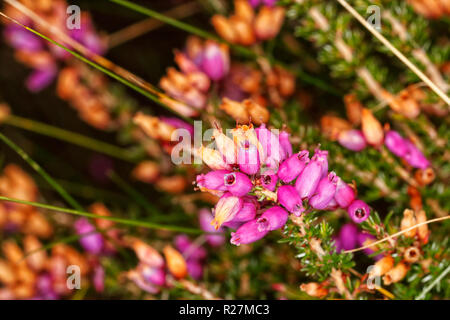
(334, 177, 356, 209)
(211, 193, 243, 229)
(260, 171, 278, 191)
(309, 172, 338, 210)
(223, 172, 253, 196)
(256, 206, 289, 232)
(312, 148, 329, 178)
(140, 264, 166, 287)
(404, 141, 430, 169)
(277, 150, 309, 183)
(238, 141, 260, 175)
(347, 200, 371, 223)
(256, 124, 286, 167)
(230, 220, 269, 246)
(337, 223, 359, 251)
(279, 131, 293, 157)
(295, 155, 323, 200)
(384, 130, 409, 157)
(196, 169, 231, 192)
(93, 265, 105, 293)
(277, 185, 304, 216)
(74, 218, 104, 255)
(187, 259, 204, 280)
(232, 196, 257, 222)
(338, 130, 367, 152)
(200, 41, 229, 81)
(199, 209, 225, 247)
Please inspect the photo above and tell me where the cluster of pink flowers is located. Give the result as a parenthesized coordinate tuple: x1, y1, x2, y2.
(196, 124, 371, 246)
(338, 129, 430, 170)
(334, 223, 381, 259)
(3, 1, 105, 92)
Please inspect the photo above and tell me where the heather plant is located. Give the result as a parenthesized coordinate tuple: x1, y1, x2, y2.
(0, 0, 448, 300)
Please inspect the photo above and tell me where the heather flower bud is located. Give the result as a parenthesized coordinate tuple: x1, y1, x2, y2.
(312, 148, 329, 178)
(279, 130, 293, 157)
(401, 209, 417, 238)
(196, 170, 231, 192)
(370, 255, 394, 277)
(384, 130, 409, 157)
(414, 168, 435, 186)
(383, 263, 409, 285)
(163, 245, 187, 279)
(277, 185, 304, 216)
(334, 178, 356, 209)
(260, 171, 278, 191)
(277, 151, 309, 183)
(404, 141, 430, 169)
(133, 112, 176, 141)
(230, 16, 256, 45)
(295, 154, 324, 199)
(347, 200, 371, 223)
(74, 218, 104, 254)
(132, 161, 160, 184)
(238, 141, 260, 175)
(361, 108, 384, 146)
(230, 219, 269, 245)
(200, 41, 230, 81)
(338, 129, 367, 151)
(256, 206, 289, 232)
(212, 193, 243, 229)
(309, 172, 338, 210)
(224, 172, 253, 196)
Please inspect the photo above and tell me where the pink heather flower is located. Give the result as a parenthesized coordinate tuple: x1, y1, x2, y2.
(200, 41, 229, 81)
(199, 209, 225, 247)
(256, 124, 286, 167)
(337, 223, 359, 251)
(140, 264, 166, 287)
(230, 196, 257, 222)
(277, 150, 309, 183)
(160, 117, 194, 136)
(279, 131, 293, 157)
(212, 193, 243, 229)
(238, 141, 261, 175)
(309, 172, 338, 210)
(224, 172, 253, 196)
(230, 220, 269, 245)
(384, 130, 409, 157)
(312, 148, 329, 178)
(404, 141, 430, 169)
(74, 218, 104, 254)
(187, 259, 204, 280)
(334, 177, 356, 209)
(26, 68, 58, 92)
(277, 185, 304, 216)
(260, 171, 278, 191)
(347, 200, 371, 223)
(93, 265, 105, 293)
(196, 170, 231, 192)
(256, 206, 289, 232)
(4, 25, 43, 52)
(295, 155, 324, 200)
(175, 235, 207, 261)
(338, 130, 367, 152)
